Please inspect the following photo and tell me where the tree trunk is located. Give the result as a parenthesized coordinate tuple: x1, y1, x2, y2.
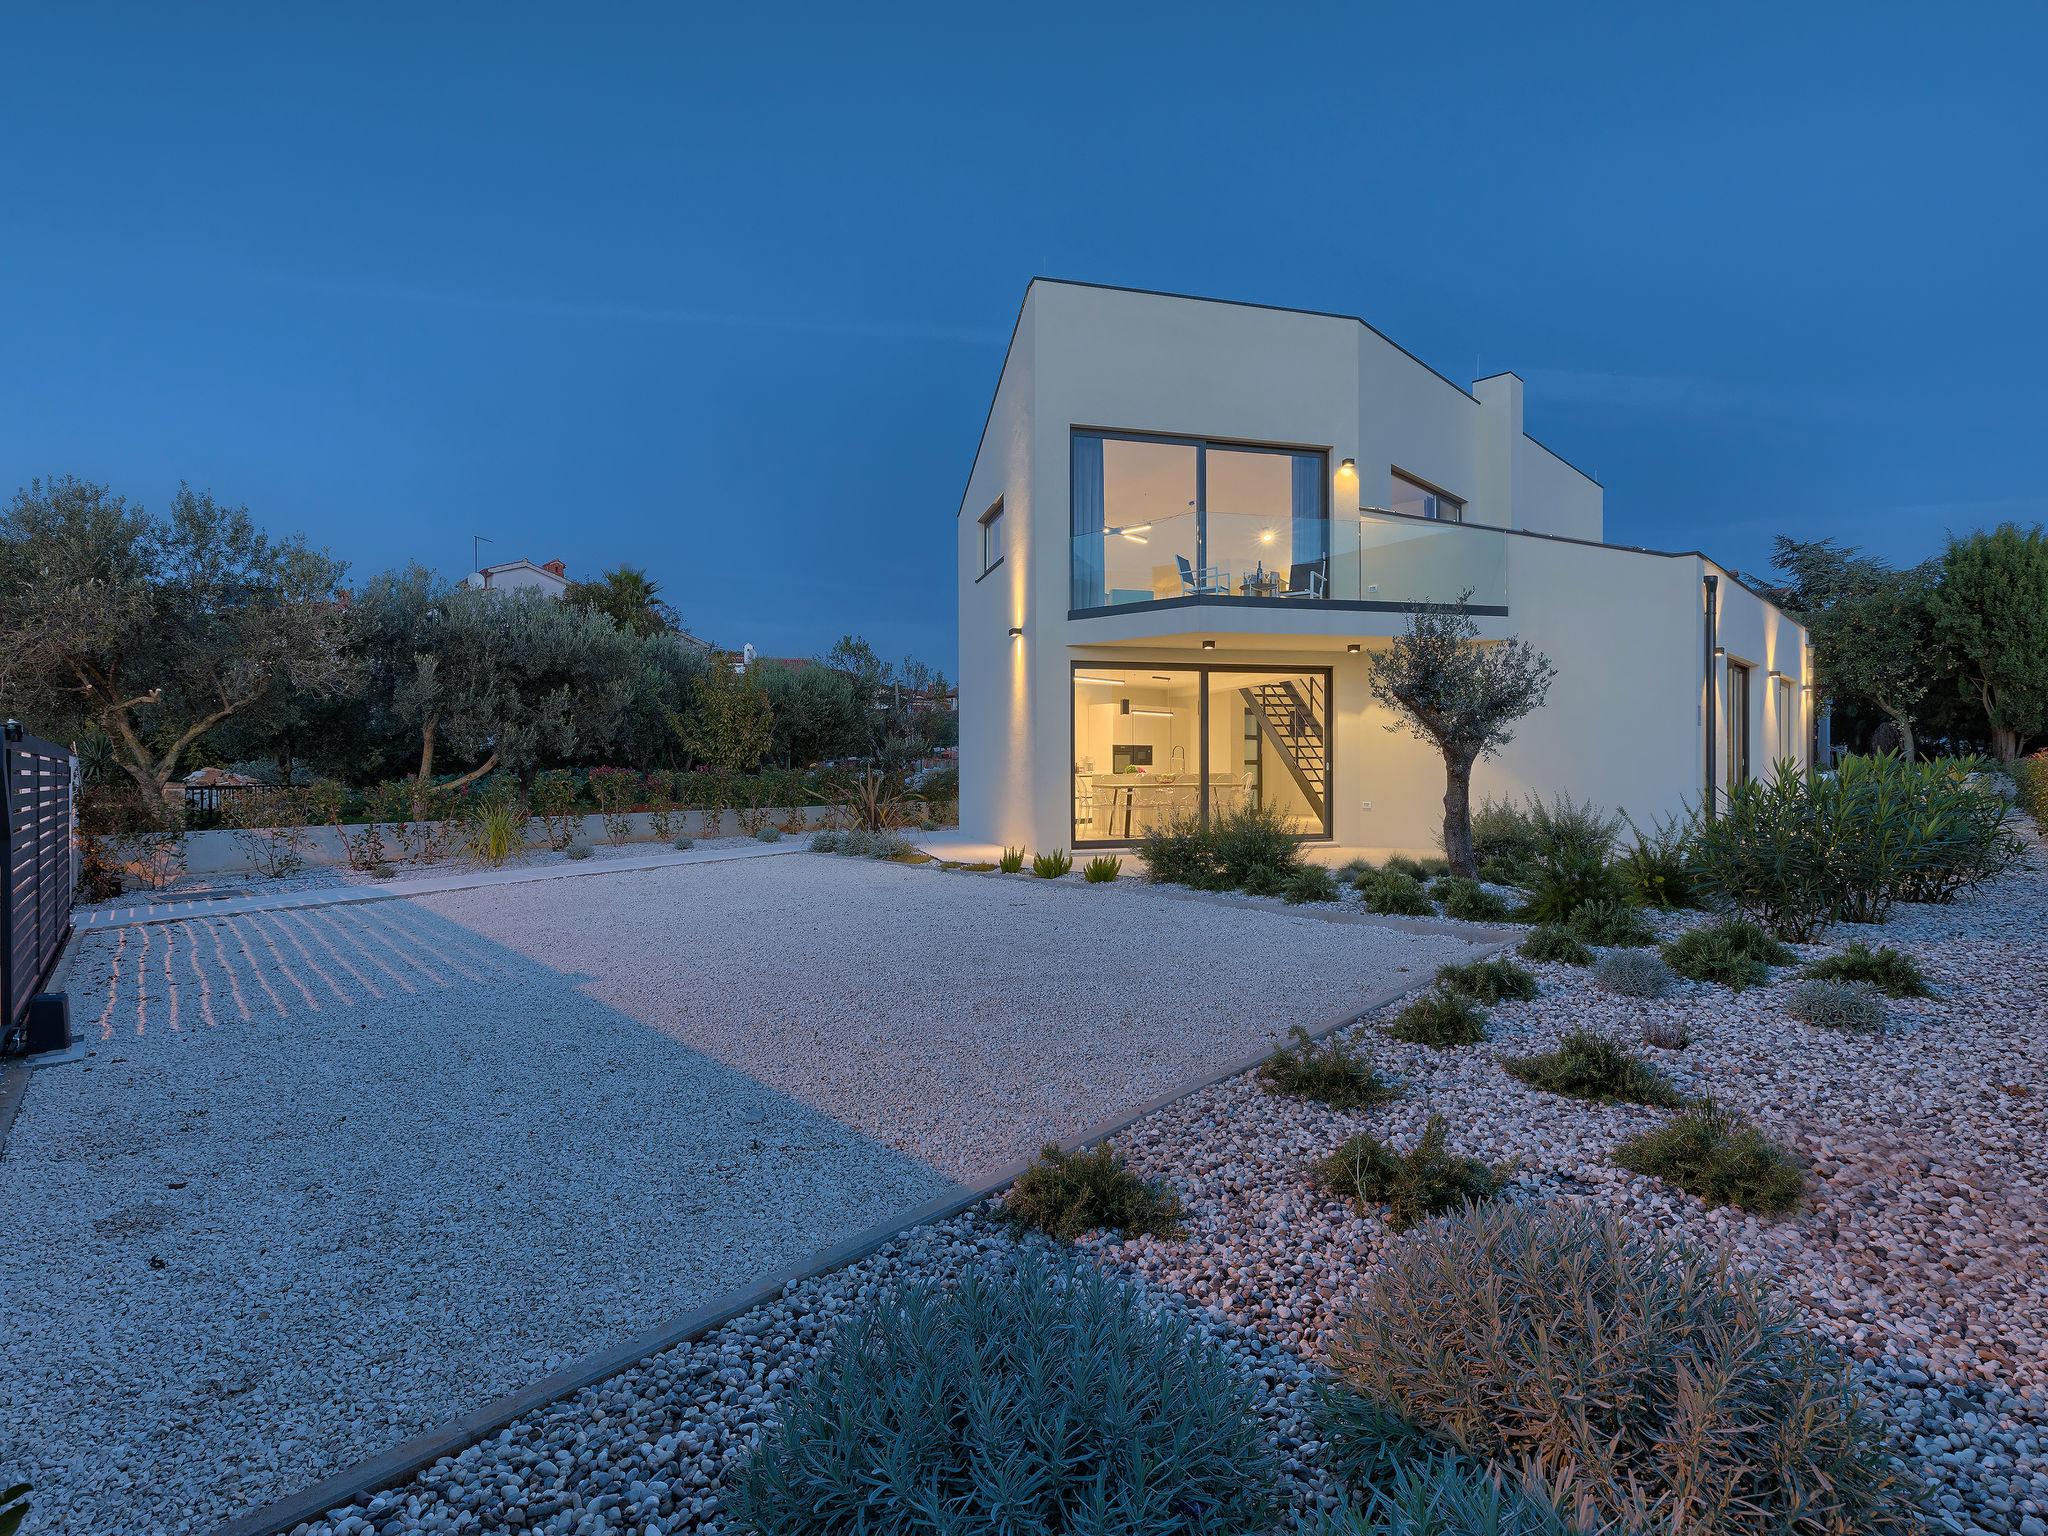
(415, 717, 438, 800)
(441, 752, 499, 793)
(1442, 756, 1478, 877)
(1890, 712, 1916, 764)
(1992, 724, 2020, 763)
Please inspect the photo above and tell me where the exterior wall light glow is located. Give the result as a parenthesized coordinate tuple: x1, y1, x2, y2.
(1007, 625, 1024, 638)
(1339, 458, 1357, 474)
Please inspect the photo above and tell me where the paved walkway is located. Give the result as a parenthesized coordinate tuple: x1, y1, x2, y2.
(73, 840, 803, 930)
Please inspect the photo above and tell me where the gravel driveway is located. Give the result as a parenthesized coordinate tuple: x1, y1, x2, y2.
(0, 853, 1485, 1533)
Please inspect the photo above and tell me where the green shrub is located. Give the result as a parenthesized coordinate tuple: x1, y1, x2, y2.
(1613, 1101, 1805, 1214)
(1802, 940, 1931, 998)
(1501, 1028, 1688, 1107)
(1851, 754, 2023, 909)
(1082, 854, 1122, 883)
(1357, 868, 1435, 916)
(1594, 949, 1674, 998)
(528, 768, 582, 850)
(1312, 1115, 1502, 1231)
(1564, 898, 1655, 947)
(1259, 1025, 1397, 1110)
(1615, 811, 1701, 909)
(1210, 799, 1304, 895)
(1000, 1142, 1184, 1241)
(998, 845, 1026, 873)
(1517, 925, 1593, 966)
(1518, 846, 1629, 925)
(563, 841, 593, 861)
(1786, 978, 1887, 1032)
(1305, 1455, 1580, 1536)
(1327, 1202, 1905, 1536)
(1467, 792, 1619, 884)
(1430, 875, 1510, 922)
(672, 834, 695, 851)
(1031, 849, 1073, 879)
(1468, 797, 1545, 882)
(1284, 863, 1341, 903)
(735, 1254, 1275, 1536)
(1434, 956, 1538, 1005)
(0, 1482, 27, 1536)
(1641, 1016, 1690, 1051)
(1688, 764, 1842, 940)
(807, 829, 842, 853)
(2019, 749, 2048, 827)
(1135, 810, 1222, 889)
(754, 825, 783, 842)
(1383, 854, 1449, 881)
(1384, 990, 1487, 1048)
(1662, 918, 1793, 991)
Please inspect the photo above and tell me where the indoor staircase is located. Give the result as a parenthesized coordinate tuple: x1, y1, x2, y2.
(1240, 679, 1326, 821)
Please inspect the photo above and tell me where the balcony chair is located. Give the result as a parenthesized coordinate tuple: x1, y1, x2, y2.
(1176, 554, 1230, 596)
(1279, 561, 1327, 599)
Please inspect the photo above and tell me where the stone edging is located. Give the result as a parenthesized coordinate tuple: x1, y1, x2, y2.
(200, 938, 1507, 1536)
(0, 1065, 27, 1158)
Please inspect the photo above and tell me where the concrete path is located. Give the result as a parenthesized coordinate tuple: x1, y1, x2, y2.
(73, 839, 802, 930)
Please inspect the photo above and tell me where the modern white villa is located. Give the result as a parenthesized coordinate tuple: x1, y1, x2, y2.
(955, 279, 1811, 857)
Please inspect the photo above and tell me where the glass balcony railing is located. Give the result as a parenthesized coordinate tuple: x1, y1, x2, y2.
(1328, 510, 1507, 608)
(1072, 508, 1507, 612)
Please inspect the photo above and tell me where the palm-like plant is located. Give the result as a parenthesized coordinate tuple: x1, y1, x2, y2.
(563, 564, 677, 638)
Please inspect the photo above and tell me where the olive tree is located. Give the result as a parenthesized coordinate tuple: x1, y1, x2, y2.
(1929, 523, 2048, 761)
(0, 476, 349, 810)
(1367, 595, 1556, 875)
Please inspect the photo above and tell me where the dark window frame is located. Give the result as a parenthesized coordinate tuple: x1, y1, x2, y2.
(1388, 467, 1465, 523)
(1068, 658, 1336, 849)
(977, 498, 1006, 576)
(1070, 428, 1329, 610)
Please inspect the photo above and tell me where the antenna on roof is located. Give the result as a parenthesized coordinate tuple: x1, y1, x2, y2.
(472, 534, 494, 574)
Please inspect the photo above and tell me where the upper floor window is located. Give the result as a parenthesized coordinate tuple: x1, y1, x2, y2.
(1390, 471, 1463, 523)
(978, 499, 1006, 574)
(1071, 430, 1327, 610)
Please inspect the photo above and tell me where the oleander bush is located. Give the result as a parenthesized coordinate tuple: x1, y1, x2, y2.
(1083, 854, 1122, 883)
(1326, 1202, 1906, 1536)
(1802, 940, 1932, 998)
(1357, 868, 1436, 916)
(1662, 918, 1793, 991)
(2019, 749, 2048, 827)
(1615, 811, 1702, 909)
(1284, 863, 1342, 903)
(1613, 1101, 1806, 1215)
(1501, 1028, 1688, 1107)
(1786, 978, 1887, 1032)
(998, 845, 1026, 873)
(1688, 763, 1841, 940)
(1517, 925, 1593, 966)
(1430, 876, 1512, 922)
(1259, 1025, 1397, 1111)
(1000, 1142, 1184, 1242)
(1435, 956, 1538, 1006)
(1312, 1115, 1503, 1231)
(734, 1254, 1276, 1536)
(1594, 949, 1675, 999)
(1031, 848, 1073, 879)
(1563, 898, 1656, 948)
(1384, 989, 1489, 1048)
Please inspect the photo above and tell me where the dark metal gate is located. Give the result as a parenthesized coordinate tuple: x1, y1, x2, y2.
(2, 724, 75, 1053)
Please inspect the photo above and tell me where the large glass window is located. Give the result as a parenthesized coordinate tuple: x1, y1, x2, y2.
(1071, 431, 1326, 609)
(1071, 664, 1331, 844)
(1389, 471, 1463, 523)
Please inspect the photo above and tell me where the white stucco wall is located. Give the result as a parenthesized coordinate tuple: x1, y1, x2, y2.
(953, 280, 1807, 857)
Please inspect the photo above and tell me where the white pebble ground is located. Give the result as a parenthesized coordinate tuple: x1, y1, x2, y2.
(0, 852, 1486, 1534)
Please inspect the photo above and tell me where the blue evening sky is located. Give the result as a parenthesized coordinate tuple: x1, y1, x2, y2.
(4, 4, 2043, 666)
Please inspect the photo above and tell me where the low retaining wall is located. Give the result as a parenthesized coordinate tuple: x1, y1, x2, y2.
(176, 807, 830, 878)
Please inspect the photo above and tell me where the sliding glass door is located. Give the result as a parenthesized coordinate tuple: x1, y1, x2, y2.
(1071, 431, 1327, 610)
(1071, 663, 1332, 846)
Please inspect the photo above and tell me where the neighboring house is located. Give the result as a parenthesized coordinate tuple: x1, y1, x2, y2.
(466, 558, 570, 596)
(956, 278, 1810, 856)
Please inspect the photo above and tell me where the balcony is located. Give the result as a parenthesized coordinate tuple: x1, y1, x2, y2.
(1070, 508, 1506, 617)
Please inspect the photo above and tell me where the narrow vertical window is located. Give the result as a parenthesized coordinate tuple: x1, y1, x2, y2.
(978, 499, 1005, 575)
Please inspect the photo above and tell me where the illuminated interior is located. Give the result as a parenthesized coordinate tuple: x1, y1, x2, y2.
(1071, 665, 1330, 843)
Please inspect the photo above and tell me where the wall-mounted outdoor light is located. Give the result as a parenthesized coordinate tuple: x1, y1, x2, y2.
(1713, 646, 1726, 657)
(1201, 639, 1216, 650)
(1339, 458, 1357, 474)
(1007, 625, 1023, 639)
(1346, 643, 1361, 654)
